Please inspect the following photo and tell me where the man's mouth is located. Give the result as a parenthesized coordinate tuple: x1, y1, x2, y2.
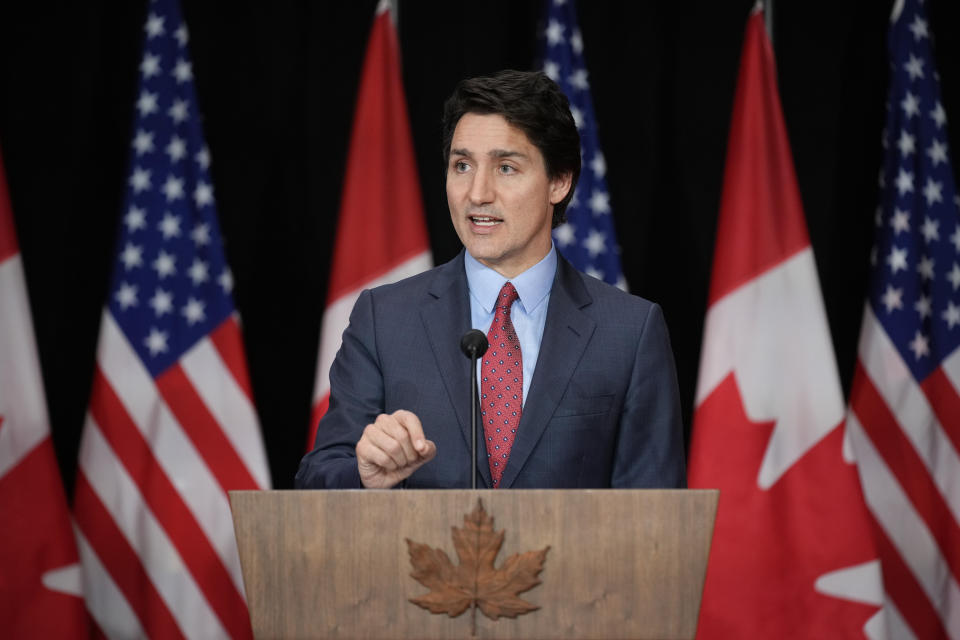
(469, 215, 502, 227)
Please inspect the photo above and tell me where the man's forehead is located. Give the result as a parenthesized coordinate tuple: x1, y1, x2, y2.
(449, 113, 537, 155)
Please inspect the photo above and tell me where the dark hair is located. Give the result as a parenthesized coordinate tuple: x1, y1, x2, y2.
(442, 70, 581, 228)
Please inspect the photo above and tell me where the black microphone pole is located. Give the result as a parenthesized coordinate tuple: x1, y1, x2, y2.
(460, 330, 488, 490)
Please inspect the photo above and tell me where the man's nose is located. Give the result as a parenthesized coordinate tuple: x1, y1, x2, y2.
(468, 169, 494, 205)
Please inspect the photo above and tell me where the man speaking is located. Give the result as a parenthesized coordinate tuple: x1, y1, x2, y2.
(296, 70, 685, 490)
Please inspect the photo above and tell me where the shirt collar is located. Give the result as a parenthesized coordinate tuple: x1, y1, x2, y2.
(464, 244, 557, 314)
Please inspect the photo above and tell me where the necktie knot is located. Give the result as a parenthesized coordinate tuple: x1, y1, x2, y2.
(496, 282, 519, 313)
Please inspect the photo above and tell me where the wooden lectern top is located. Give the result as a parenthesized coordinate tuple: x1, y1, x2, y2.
(230, 489, 717, 640)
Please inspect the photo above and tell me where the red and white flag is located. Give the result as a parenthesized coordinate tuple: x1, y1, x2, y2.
(73, 1, 270, 637)
(307, 0, 432, 449)
(0, 149, 88, 637)
(688, 7, 885, 638)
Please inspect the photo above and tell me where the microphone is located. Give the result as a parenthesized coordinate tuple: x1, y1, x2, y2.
(460, 330, 488, 489)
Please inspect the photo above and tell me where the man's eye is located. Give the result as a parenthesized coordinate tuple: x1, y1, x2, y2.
(454, 161, 469, 172)
(499, 165, 516, 175)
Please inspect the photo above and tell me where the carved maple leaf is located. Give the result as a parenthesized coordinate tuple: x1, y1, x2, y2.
(406, 499, 549, 629)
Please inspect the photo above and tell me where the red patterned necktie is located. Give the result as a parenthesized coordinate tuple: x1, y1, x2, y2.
(481, 281, 522, 488)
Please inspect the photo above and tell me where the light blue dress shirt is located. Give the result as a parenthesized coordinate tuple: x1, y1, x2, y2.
(464, 245, 558, 407)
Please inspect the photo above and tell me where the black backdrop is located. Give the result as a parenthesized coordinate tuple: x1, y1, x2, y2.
(1, 1, 958, 492)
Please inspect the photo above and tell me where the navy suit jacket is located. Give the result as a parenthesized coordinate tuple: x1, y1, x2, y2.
(295, 251, 685, 489)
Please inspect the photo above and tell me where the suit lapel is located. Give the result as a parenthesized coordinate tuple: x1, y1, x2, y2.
(499, 257, 595, 488)
(419, 252, 493, 488)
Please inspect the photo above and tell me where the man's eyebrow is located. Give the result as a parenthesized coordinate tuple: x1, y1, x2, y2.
(449, 147, 472, 158)
(490, 149, 529, 160)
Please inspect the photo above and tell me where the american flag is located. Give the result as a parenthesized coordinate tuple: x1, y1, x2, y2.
(539, 0, 626, 289)
(846, 0, 960, 637)
(73, 0, 270, 637)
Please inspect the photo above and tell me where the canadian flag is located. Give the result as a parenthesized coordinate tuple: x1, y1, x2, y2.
(307, 0, 431, 449)
(687, 7, 886, 638)
(0, 150, 88, 637)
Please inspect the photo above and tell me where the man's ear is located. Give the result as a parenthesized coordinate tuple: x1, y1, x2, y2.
(549, 172, 574, 205)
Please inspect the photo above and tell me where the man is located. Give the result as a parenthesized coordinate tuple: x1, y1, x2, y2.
(296, 70, 685, 489)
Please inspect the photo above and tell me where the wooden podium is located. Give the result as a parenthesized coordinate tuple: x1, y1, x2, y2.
(230, 489, 717, 640)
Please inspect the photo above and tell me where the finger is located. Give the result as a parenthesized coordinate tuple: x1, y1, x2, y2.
(375, 413, 420, 464)
(363, 422, 412, 470)
(392, 410, 430, 456)
(356, 433, 401, 472)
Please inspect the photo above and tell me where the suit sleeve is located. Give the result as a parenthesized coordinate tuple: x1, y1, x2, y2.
(295, 289, 382, 488)
(611, 302, 686, 488)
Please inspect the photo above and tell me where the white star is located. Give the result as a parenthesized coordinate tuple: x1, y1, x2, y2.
(144, 328, 169, 356)
(149, 288, 173, 316)
(909, 16, 928, 40)
(881, 285, 903, 312)
(115, 282, 138, 310)
(571, 29, 584, 55)
(175, 24, 189, 47)
(124, 206, 147, 232)
(158, 212, 181, 239)
(144, 13, 165, 39)
(553, 222, 576, 247)
(914, 294, 932, 319)
(132, 129, 154, 155)
(930, 101, 946, 128)
(949, 263, 960, 290)
(904, 54, 925, 80)
(923, 178, 943, 206)
(162, 175, 184, 202)
(591, 153, 606, 178)
(168, 99, 189, 125)
(952, 225, 960, 252)
(897, 131, 916, 156)
(195, 147, 211, 169)
(917, 255, 935, 280)
(908, 331, 930, 360)
(193, 181, 214, 207)
(891, 208, 910, 234)
(172, 58, 193, 83)
(219, 268, 233, 293)
(921, 217, 940, 242)
(545, 19, 565, 46)
(182, 298, 206, 325)
(129, 167, 151, 193)
(886, 246, 908, 273)
(120, 243, 143, 270)
(166, 135, 187, 163)
(584, 229, 607, 257)
(136, 91, 158, 117)
(589, 190, 611, 215)
(927, 139, 948, 166)
(568, 68, 589, 90)
(153, 250, 176, 279)
(943, 302, 960, 329)
(584, 265, 604, 280)
(188, 259, 209, 285)
(901, 92, 920, 118)
(895, 169, 914, 195)
(191, 223, 211, 246)
(543, 61, 560, 81)
(140, 53, 161, 78)
(570, 105, 583, 129)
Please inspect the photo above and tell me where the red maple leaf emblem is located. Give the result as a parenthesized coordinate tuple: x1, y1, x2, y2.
(689, 374, 881, 638)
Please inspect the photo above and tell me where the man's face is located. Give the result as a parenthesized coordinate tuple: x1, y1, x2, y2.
(446, 113, 571, 279)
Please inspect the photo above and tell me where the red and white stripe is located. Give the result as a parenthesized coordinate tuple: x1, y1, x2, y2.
(76, 311, 268, 639)
(307, 0, 431, 449)
(0, 150, 88, 638)
(847, 307, 960, 638)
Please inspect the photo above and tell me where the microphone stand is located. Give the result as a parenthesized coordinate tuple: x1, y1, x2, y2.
(469, 351, 479, 490)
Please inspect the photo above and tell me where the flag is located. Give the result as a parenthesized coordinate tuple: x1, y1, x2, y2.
(539, 0, 625, 289)
(73, 1, 270, 637)
(307, 0, 431, 449)
(688, 6, 885, 638)
(0, 150, 88, 637)
(845, 0, 960, 636)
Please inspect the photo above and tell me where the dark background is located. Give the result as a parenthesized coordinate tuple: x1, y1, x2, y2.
(1, 1, 958, 493)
